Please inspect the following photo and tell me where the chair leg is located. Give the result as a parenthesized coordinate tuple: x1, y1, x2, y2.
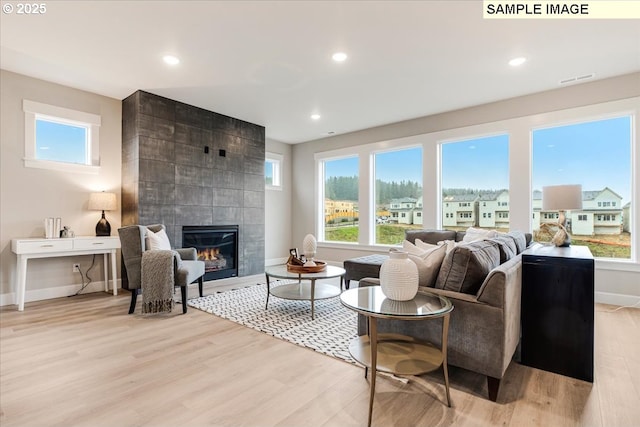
(128, 289, 138, 314)
(487, 376, 501, 402)
(181, 286, 187, 314)
(198, 276, 203, 297)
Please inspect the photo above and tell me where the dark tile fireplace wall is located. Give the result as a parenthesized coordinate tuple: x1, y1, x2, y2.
(122, 90, 265, 278)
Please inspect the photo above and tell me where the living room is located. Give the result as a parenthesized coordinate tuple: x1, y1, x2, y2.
(1, 1, 640, 426)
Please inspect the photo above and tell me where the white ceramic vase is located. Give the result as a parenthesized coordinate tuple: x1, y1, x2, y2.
(379, 250, 419, 301)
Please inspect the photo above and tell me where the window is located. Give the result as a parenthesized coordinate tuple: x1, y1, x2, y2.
(322, 156, 359, 242)
(532, 116, 632, 259)
(23, 100, 101, 173)
(265, 152, 283, 190)
(374, 147, 422, 244)
(441, 134, 509, 231)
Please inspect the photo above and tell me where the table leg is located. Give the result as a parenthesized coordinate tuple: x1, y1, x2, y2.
(264, 273, 270, 309)
(103, 253, 109, 293)
(16, 255, 27, 311)
(367, 316, 377, 427)
(442, 313, 451, 407)
(310, 278, 315, 320)
(110, 250, 118, 296)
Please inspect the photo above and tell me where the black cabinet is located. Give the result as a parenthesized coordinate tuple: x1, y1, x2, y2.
(521, 245, 594, 382)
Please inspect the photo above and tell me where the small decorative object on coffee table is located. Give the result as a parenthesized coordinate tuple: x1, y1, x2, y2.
(302, 233, 318, 267)
(379, 249, 419, 301)
(341, 286, 453, 427)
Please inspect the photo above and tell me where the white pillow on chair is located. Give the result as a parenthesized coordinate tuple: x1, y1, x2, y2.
(146, 228, 172, 251)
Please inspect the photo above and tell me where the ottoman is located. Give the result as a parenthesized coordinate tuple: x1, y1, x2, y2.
(343, 254, 388, 289)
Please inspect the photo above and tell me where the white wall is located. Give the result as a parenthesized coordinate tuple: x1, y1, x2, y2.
(0, 70, 122, 305)
(292, 72, 640, 305)
(264, 138, 292, 265)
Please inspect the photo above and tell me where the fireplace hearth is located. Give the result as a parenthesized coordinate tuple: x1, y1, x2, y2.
(183, 225, 238, 281)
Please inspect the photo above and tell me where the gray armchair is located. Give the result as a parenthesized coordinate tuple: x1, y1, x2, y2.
(118, 224, 205, 314)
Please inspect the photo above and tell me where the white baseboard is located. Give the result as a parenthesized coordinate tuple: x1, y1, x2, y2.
(0, 279, 121, 307)
(595, 291, 640, 307)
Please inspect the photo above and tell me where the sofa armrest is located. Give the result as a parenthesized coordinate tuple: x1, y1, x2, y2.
(175, 247, 197, 261)
(476, 254, 522, 308)
(358, 277, 380, 287)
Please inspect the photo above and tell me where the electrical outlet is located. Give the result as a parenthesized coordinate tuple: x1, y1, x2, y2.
(73, 263, 80, 273)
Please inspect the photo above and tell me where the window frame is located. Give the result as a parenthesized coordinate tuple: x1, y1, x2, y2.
(23, 100, 101, 174)
(312, 97, 638, 268)
(265, 152, 283, 191)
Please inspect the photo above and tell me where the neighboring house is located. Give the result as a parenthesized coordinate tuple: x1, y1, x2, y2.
(413, 196, 423, 225)
(478, 190, 509, 229)
(389, 197, 417, 224)
(533, 187, 623, 235)
(442, 194, 478, 228)
(532, 190, 558, 231)
(324, 199, 357, 222)
(623, 202, 631, 233)
(571, 187, 623, 235)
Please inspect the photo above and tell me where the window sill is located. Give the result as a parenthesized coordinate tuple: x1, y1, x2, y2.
(24, 158, 100, 174)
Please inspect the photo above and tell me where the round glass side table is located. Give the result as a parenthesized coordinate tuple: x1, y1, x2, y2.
(340, 286, 454, 427)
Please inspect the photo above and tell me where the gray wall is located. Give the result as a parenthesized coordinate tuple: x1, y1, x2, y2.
(121, 91, 265, 278)
(291, 72, 640, 304)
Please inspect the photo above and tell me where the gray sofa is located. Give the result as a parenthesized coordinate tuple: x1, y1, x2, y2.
(350, 229, 531, 402)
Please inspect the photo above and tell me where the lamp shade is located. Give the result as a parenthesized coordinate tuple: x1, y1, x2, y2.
(88, 192, 117, 211)
(542, 185, 582, 211)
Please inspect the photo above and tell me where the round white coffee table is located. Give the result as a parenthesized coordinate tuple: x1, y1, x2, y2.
(264, 264, 345, 320)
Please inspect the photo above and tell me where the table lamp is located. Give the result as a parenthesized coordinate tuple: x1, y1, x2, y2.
(88, 192, 117, 236)
(542, 184, 582, 247)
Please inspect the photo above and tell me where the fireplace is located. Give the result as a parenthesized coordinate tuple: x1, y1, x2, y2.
(182, 225, 238, 281)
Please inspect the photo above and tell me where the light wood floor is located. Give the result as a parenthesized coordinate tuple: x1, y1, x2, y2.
(1, 282, 639, 427)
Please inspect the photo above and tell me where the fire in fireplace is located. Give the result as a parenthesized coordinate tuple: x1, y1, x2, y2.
(182, 225, 238, 281)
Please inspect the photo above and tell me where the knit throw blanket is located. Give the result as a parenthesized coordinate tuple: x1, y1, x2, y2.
(141, 250, 176, 314)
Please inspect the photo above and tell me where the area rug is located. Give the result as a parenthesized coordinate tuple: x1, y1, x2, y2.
(187, 282, 358, 364)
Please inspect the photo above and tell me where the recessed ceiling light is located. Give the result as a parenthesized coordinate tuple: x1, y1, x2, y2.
(163, 55, 180, 65)
(311, 114, 321, 120)
(332, 52, 348, 62)
(509, 57, 526, 67)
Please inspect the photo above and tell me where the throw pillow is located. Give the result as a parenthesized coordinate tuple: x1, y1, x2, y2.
(402, 240, 428, 257)
(462, 227, 498, 243)
(415, 238, 438, 251)
(435, 240, 501, 294)
(408, 244, 447, 287)
(146, 228, 172, 251)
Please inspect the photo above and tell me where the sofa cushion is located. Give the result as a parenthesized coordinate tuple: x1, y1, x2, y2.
(507, 231, 527, 254)
(408, 244, 447, 287)
(435, 240, 501, 294)
(488, 235, 517, 263)
(405, 229, 456, 245)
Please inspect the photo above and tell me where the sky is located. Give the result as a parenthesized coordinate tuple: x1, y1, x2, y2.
(36, 119, 87, 164)
(325, 115, 632, 205)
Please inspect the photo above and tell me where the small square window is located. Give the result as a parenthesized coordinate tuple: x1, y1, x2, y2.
(23, 100, 101, 173)
(265, 152, 283, 190)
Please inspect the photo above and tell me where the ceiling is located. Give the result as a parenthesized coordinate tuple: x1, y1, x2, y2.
(1, 1, 639, 144)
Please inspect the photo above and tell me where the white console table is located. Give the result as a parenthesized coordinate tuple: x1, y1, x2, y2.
(11, 236, 120, 311)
